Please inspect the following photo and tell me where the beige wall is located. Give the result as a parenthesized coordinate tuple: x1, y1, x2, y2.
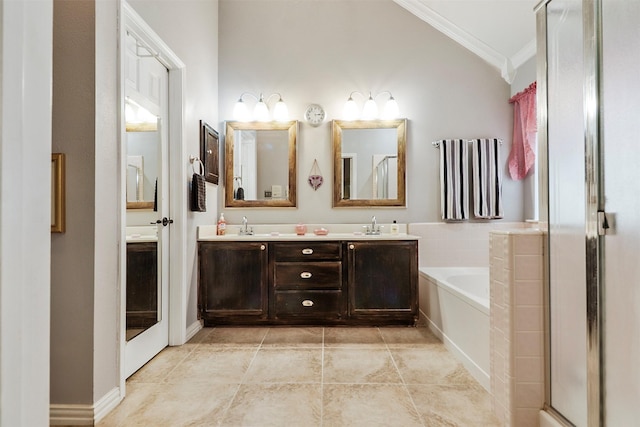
(218, 0, 523, 225)
(51, 0, 97, 405)
(50, 0, 219, 411)
(50, 0, 121, 406)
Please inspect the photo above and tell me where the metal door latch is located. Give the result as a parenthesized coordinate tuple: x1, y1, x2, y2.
(597, 211, 611, 236)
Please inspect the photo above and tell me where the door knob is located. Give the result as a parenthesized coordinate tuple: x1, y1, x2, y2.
(150, 217, 174, 226)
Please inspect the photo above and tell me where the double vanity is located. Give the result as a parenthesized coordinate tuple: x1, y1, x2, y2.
(197, 224, 419, 326)
(196, 118, 416, 326)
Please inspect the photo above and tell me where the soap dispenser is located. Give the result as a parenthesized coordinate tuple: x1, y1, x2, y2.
(216, 212, 227, 236)
(390, 220, 399, 234)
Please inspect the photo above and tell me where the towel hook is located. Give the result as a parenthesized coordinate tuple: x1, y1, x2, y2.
(189, 155, 205, 175)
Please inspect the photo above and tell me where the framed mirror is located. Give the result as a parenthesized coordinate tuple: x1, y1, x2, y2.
(225, 120, 297, 208)
(126, 120, 159, 210)
(332, 119, 407, 207)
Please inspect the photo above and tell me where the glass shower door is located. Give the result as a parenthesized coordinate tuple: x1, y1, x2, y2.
(546, 1, 588, 425)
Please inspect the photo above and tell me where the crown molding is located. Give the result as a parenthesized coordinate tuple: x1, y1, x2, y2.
(511, 38, 537, 69)
(393, 0, 535, 84)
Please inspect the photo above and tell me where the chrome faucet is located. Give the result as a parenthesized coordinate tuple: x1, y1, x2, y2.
(365, 215, 381, 235)
(239, 216, 253, 235)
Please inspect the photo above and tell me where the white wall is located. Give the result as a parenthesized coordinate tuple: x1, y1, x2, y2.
(126, 0, 219, 328)
(94, 0, 120, 403)
(219, 0, 523, 225)
(0, 0, 53, 425)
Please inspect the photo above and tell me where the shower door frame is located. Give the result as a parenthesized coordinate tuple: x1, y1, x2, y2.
(536, 0, 605, 426)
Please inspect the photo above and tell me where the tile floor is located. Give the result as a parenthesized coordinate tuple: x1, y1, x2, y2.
(98, 326, 500, 427)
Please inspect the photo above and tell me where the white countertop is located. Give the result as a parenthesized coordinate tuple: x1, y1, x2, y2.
(126, 225, 158, 243)
(198, 223, 420, 242)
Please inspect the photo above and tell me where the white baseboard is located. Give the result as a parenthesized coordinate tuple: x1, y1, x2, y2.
(185, 319, 203, 343)
(420, 309, 490, 392)
(94, 387, 123, 423)
(50, 387, 121, 425)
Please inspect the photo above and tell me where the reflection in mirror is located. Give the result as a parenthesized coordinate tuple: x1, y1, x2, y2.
(332, 119, 407, 207)
(126, 240, 158, 341)
(126, 124, 159, 210)
(225, 121, 297, 208)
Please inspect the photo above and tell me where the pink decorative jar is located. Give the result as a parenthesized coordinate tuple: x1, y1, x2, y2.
(295, 224, 307, 235)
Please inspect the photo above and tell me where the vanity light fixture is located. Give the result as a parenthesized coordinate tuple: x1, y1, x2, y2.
(125, 97, 157, 124)
(342, 91, 400, 120)
(125, 97, 158, 132)
(233, 92, 289, 122)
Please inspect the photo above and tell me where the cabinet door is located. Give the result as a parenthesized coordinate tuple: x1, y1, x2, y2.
(126, 242, 158, 331)
(198, 242, 268, 323)
(347, 241, 418, 322)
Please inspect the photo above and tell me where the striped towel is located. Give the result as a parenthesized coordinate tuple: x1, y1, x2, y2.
(439, 139, 469, 220)
(471, 138, 503, 219)
(190, 173, 206, 212)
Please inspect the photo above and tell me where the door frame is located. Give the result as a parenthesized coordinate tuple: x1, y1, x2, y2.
(118, 1, 187, 392)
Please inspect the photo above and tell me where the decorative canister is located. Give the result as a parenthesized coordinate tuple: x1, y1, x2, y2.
(295, 224, 307, 235)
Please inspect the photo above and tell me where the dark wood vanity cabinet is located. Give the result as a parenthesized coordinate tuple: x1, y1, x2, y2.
(347, 240, 418, 324)
(198, 239, 417, 326)
(198, 241, 268, 324)
(271, 242, 345, 322)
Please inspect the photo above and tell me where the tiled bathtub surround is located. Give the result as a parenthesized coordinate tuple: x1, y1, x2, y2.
(98, 326, 500, 426)
(409, 222, 529, 268)
(489, 230, 545, 427)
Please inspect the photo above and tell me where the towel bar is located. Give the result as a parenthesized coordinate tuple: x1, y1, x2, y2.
(432, 138, 503, 148)
(189, 155, 205, 175)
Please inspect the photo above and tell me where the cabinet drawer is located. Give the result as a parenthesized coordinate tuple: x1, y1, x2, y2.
(274, 262, 342, 289)
(274, 291, 342, 317)
(273, 242, 342, 261)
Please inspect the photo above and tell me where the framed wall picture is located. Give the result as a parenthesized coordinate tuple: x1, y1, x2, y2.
(51, 153, 66, 233)
(200, 120, 219, 185)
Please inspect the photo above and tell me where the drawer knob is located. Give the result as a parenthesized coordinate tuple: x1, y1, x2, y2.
(300, 272, 312, 279)
(349, 244, 355, 250)
(260, 244, 266, 251)
(301, 248, 314, 255)
(302, 300, 314, 307)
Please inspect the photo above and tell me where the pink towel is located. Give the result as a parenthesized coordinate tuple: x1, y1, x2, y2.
(508, 82, 537, 180)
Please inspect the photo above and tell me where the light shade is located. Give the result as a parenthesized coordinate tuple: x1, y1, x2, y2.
(253, 95, 270, 122)
(343, 96, 359, 121)
(272, 96, 289, 121)
(382, 96, 400, 119)
(362, 94, 378, 120)
(233, 99, 250, 122)
(125, 102, 139, 123)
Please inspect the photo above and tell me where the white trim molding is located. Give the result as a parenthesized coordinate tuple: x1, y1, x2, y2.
(50, 387, 121, 425)
(393, 0, 536, 84)
(186, 319, 204, 342)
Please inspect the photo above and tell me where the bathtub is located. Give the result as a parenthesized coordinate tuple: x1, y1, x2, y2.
(419, 267, 490, 391)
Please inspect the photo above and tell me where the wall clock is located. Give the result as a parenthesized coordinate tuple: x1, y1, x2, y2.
(304, 104, 326, 127)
